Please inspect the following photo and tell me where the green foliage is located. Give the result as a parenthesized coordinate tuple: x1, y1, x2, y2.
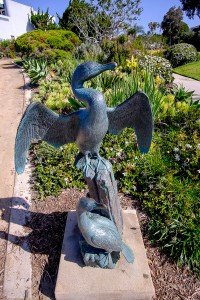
(137, 53, 173, 83)
(100, 39, 133, 66)
(161, 6, 184, 45)
(32, 142, 85, 197)
(148, 22, 160, 35)
(14, 30, 81, 60)
(117, 34, 128, 44)
(142, 34, 167, 52)
(166, 43, 198, 67)
(58, 0, 142, 43)
(22, 58, 49, 84)
(173, 84, 194, 105)
(42, 49, 72, 61)
(180, 0, 200, 18)
(49, 58, 79, 83)
(0, 39, 16, 58)
(75, 42, 103, 60)
(57, 0, 96, 38)
(32, 79, 74, 112)
(30, 8, 57, 30)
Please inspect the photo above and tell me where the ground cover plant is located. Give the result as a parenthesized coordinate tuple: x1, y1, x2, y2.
(29, 55, 200, 276)
(173, 61, 200, 81)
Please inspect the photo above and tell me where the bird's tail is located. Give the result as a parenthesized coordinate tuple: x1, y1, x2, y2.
(122, 243, 134, 263)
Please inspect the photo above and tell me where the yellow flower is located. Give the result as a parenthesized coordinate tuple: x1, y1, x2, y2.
(155, 75, 162, 85)
(48, 69, 56, 78)
(148, 49, 162, 55)
(126, 56, 137, 69)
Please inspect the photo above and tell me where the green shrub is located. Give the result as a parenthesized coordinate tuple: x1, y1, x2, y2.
(166, 43, 198, 67)
(137, 52, 173, 83)
(22, 58, 49, 84)
(117, 34, 128, 44)
(43, 49, 72, 61)
(15, 30, 81, 60)
(99, 39, 133, 66)
(76, 42, 103, 60)
(46, 36, 74, 51)
(0, 39, 16, 58)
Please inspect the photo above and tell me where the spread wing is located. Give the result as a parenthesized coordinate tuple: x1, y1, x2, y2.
(107, 91, 153, 153)
(15, 102, 81, 174)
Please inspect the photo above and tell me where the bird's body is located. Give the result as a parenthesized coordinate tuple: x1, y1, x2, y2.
(76, 197, 134, 263)
(75, 89, 108, 156)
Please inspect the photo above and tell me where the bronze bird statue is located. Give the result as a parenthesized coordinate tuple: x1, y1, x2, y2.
(76, 197, 134, 263)
(15, 61, 153, 175)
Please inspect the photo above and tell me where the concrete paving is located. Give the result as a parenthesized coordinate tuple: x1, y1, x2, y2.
(0, 58, 32, 299)
(173, 73, 200, 102)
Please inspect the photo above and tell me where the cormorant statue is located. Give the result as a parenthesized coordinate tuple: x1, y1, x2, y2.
(15, 60, 153, 268)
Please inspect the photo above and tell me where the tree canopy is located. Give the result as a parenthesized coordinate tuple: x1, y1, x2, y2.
(148, 22, 160, 35)
(30, 8, 57, 30)
(58, 0, 142, 43)
(180, 0, 200, 18)
(161, 6, 184, 45)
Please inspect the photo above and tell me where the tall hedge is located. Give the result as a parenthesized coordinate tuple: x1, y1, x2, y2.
(15, 30, 81, 60)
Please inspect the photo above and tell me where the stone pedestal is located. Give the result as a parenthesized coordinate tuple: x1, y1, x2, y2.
(55, 210, 155, 300)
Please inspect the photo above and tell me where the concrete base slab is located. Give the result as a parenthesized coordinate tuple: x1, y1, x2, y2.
(55, 210, 155, 300)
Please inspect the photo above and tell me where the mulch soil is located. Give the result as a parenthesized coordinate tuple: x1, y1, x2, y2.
(29, 188, 200, 300)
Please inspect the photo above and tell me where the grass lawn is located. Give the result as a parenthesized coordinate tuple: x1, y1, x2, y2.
(173, 61, 200, 81)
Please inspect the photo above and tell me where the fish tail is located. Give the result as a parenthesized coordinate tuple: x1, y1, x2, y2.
(122, 243, 134, 263)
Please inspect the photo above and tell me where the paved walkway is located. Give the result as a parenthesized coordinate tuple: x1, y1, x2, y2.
(173, 73, 200, 102)
(0, 58, 25, 298)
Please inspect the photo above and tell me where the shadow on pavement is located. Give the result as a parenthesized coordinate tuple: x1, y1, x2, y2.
(0, 197, 67, 299)
(2, 64, 20, 70)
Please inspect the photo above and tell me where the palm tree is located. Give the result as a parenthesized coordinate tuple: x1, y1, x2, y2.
(127, 24, 145, 39)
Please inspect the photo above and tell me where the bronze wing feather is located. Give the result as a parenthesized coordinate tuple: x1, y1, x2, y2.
(107, 91, 153, 153)
(15, 102, 80, 174)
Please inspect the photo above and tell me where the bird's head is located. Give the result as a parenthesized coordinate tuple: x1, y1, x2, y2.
(77, 197, 107, 212)
(72, 61, 117, 87)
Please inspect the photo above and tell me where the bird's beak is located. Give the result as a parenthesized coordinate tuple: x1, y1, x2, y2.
(95, 202, 107, 210)
(102, 62, 117, 71)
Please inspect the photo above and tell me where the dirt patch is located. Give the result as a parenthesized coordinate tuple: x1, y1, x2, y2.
(29, 189, 200, 300)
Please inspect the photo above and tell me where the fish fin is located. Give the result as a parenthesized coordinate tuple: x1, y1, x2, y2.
(122, 243, 134, 263)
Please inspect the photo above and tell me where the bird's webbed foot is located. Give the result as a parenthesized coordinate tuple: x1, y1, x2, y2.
(79, 239, 117, 269)
(74, 152, 112, 179)
(96, 154, 112, 173)
(74, 152, 95, 178)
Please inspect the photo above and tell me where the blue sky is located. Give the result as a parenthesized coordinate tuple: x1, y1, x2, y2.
(15, 0, 199, 32)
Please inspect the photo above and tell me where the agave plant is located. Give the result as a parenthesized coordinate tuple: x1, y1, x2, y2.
(22, 58, 49, 84)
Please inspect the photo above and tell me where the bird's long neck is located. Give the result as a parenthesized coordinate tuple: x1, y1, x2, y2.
(72, 82, 107, 111)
